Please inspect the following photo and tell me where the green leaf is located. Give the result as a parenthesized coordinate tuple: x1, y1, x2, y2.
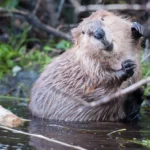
(43, 45, 53, 52)
(1, 0, 19, 9)
(56, 40, 72, 50)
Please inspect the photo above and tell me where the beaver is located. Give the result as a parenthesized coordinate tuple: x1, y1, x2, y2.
(29, 10, 144, 122)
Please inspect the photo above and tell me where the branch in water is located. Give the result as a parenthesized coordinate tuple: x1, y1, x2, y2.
(0, 125, 86, 150)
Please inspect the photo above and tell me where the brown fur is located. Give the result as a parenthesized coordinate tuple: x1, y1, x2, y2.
(29, 10, 142, 122)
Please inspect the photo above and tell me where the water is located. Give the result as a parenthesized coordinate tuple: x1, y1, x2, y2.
(0, 98, 150, 150)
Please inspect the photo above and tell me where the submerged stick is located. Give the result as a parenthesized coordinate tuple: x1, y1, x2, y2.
(107, 129, 126, 136)
(0, 125, 86, 150)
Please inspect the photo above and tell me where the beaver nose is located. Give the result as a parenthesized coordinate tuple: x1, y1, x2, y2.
(94, 29, 105, 40)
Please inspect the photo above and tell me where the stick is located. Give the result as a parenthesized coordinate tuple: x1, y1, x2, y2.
(0, 8, 72, 42)
(107, 129, 126, 136)
(78, 3, 150, 12)
(141, 52, 150, 63)
(82, 77, 150, 107)
(0, 125, 86, 150)
(57, 0, 65, 19)
(32, 0, 41, 15)
(69, 0, 150, 13)
(0, 106, 29, 127)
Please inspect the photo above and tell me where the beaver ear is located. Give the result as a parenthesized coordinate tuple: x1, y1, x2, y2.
(71, 28, 81, 44)
(131, 22, 144, 39)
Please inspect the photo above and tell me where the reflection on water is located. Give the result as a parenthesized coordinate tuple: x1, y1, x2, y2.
(0, 98, 150, 150)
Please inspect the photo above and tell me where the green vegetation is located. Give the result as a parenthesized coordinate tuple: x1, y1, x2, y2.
(0, 0, 73, 78)
(0, 37, 72, 78)
(0, 0, 19, 9)
(129, 138, 150, 149)
(141, 62, 150, 96)
(142, 63, 150, 78)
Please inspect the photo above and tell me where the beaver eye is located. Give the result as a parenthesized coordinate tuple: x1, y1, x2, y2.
(82, 31, 85, 34)
(101, 18, 104, 21)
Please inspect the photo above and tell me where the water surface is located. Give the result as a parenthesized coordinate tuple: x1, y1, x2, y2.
(0, 98, 150, 150)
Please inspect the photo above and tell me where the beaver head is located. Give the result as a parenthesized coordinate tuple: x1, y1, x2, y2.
(72, 10, 143, 60)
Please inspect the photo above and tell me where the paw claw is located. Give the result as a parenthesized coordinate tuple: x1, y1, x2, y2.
(121, 59, 136, 78)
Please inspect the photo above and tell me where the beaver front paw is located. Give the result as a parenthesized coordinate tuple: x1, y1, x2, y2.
(121, 59, 136, 78)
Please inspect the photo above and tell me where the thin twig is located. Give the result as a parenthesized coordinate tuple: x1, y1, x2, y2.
(32, 0, 41, 15)
(0, 125, 86, 150)
(78, 3, 150, 12)
(141, 52, 150, 63)
(57, 0, 65, 19)
(69, 1, 150, 13)
(107, 129, 126, 136)
(81, 77, 150, 108)
(142, 39, 150, 63)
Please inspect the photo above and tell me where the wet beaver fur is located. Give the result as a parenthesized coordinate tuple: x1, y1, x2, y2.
(29, 10, 144, 122)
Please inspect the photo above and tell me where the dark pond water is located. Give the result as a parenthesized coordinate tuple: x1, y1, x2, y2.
(0, 98, 150, 150)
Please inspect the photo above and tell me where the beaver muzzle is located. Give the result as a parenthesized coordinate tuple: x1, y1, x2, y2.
(94, 28, 113, 51)
(104, 42, 113, 51)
